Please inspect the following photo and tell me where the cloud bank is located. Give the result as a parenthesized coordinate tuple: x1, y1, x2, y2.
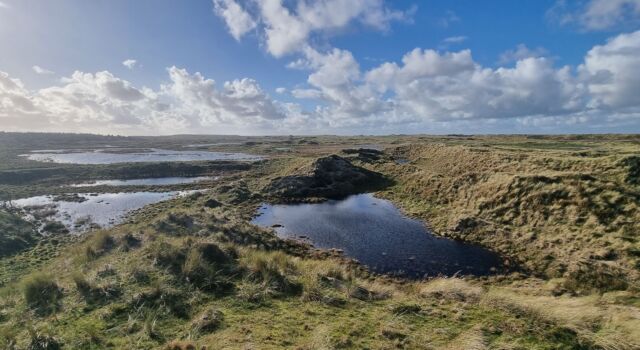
(2, 1, 640, 135)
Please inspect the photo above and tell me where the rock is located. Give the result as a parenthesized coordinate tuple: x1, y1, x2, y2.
(264, 155, 387, 199)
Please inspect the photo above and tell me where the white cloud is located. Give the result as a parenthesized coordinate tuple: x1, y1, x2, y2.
(438, 10, 460, 28)
(122, 59, 137, 69)
(213, 0, 412, 57)
(286, 30, 640, 129)
(4, 31, 640, 134)
(32, 65, 55, 75)
(579, 30, 640, 109)
(442, 36, 467, 44)
(212, 0, 256, 40)
(0, 1, 8, 9)
(275, 87, 286, 94)
(163, 66, 287, 126)
(498, 44, 549, 64)
(581, 0, 640, 30)
(548, 0, 640, 30)
(362, 49, 580, 122)
(0, 67, 297, 134)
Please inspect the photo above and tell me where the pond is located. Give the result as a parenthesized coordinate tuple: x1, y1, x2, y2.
(8, 191, 192, 233)
(22, 148, 263, 164)
(70, 176, 218, 187)
(252, 194, 505, 278)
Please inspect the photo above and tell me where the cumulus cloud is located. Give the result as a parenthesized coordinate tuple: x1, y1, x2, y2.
(579, 30, 640, 109)
(213, 0, 412, 57)
(32, 65, 55, 75)
(163, 66, 287, 126)
(498, 44, 549, 64)
(122, 59, 137, 69)
(0, 67, 296, 134)
(4, 30, 640, 134)
(548, 0, 640, 30)
(212, 0, 257, 40)
(284, 30, 640, 129)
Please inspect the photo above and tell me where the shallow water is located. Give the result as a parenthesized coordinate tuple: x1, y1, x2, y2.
(183, 142, 242, 148)
(22, 148, 262, 164)
(71, 176, 217, 187)
(10, 191, 190, 233)
(252, 194, 504, 278)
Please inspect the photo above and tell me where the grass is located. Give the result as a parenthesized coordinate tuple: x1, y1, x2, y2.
(0, 133, 639, 348)
(0, 208, 39, 257)
(373, 142, 640, 293)
(22, 273, 63, 316)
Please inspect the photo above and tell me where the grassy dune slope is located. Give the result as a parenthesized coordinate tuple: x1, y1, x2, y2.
(376, 141, 640, 292)
(0, 135, 639, 349)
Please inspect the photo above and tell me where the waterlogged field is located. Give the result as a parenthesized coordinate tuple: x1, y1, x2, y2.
(0, 132, 638, 349)
(9, 191, 195, 233)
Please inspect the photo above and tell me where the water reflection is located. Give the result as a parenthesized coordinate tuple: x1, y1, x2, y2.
(253, 194, 504, 278)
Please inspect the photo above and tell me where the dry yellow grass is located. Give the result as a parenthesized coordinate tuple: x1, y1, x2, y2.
(376, 142, 640, 291)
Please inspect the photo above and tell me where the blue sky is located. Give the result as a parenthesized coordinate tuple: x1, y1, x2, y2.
(1, 0, 640, 135)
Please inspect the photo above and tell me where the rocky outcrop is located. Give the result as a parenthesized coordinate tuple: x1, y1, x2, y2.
(265, 155, 387, 199)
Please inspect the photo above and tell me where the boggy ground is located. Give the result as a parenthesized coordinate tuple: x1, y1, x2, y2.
(0, 133, 639, 349)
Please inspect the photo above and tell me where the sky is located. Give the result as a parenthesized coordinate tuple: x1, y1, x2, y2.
(1, 0, 640, 135)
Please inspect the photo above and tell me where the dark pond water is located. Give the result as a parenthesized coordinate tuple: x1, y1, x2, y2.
(22, 148, 263, 164)
(252, 194, 504, 278)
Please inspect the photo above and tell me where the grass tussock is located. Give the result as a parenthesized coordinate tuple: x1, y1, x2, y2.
(82, 231, 115, 261)
(238, 249, 301, 296)
(72, 272, 121, 305)
(22, 273, 62, 316)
